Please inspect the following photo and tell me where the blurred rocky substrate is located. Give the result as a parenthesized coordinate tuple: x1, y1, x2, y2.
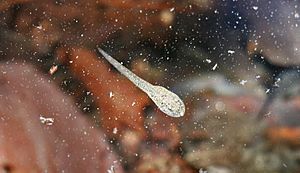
(0, 0, 300, 173)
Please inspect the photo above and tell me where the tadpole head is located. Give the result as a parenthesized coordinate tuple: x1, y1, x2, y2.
(148, 85, 185, 118)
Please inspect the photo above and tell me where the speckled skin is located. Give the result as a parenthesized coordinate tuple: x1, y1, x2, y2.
(147, 85, 185, 117)
(98, 48, 185, 117)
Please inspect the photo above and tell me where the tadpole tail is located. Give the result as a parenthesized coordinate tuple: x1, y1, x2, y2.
(97, 48, 153, 91)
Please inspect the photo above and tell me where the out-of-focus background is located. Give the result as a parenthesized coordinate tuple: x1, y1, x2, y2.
(0, 0, 300, 172)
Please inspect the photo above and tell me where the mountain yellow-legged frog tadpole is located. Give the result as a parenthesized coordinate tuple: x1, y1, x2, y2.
(98, 48, 185, 117)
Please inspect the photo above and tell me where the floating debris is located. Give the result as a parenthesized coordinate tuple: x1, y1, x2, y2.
(39, 115, 54, 125)
(227, 50, 235, 54)
(240, 80, 247, 85)
(107, 160, 118, 173)
(49, 65, 58, 75)
(205, 59, 212, 63)
(113, 127, 118, 134)
(212, 63, 218, 71)
(274, 78, 281, 87)
(131, 101, 136, 106)
(109, 91, 114, 98)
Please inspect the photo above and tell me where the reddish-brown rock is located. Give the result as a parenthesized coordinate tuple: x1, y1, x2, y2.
(0, 62, 124, 173)
(135, 146, 195, 173)
(266, 127, 300, 147)
(57, 47, 151, 139)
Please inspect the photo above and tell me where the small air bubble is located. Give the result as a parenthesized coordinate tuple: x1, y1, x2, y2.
(215, 101, 225, 111)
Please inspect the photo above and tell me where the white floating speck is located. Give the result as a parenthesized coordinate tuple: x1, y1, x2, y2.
(107, 161, 116, 173)
(113, 127, 118, 134)
(170, 7, 175, 12)
(266, 89, 270, 94)
(39, 115, 54, 125)
(205, 59, 212, 63)
(212, 63, 218, 71)
(49, 65, 58, 75)
(274, 78, 281, 87)
(83, 107, 89, 111)
(36, 25, 43, 30)
(107, 165, 115, 173)
(227, 50, 235, 54)
(295, 13, 299, 19)
(239, 80, 247, 85)
(109, 91, 114, 98)
(132, 102, 136, 106)
(255, 75, 261, 79)
(252, 6, 258, 10)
